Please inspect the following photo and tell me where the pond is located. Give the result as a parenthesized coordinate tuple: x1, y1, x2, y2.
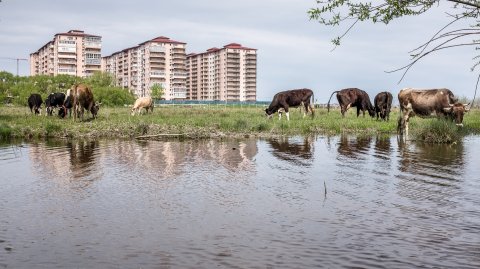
(0, 136, 479, 268)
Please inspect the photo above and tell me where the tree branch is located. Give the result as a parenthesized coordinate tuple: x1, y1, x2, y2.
(446, 0, 480, 9)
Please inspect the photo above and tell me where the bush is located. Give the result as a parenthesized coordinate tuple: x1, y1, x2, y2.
(93, 86, 136, 107)
(412, 120, 460, 143)
(0, 123, 12, 139)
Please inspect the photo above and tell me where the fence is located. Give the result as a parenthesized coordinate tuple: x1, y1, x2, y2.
(155, 100, 271, 108)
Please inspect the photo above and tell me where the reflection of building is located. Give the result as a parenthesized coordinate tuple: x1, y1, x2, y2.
(106, 139, 258, 178)
(30, 30, 102, 77)
(28, 140, 101, 185)
(29, 139, 258, 187)
(186, 43, 257, 101)
(102, 36, 187, 99)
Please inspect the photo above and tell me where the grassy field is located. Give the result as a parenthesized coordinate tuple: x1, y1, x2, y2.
(1, 105, 479, 141)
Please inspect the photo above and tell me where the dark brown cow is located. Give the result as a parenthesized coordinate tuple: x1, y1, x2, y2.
(265, 88, 314, 121)
(374, 91, 393, 121)
(327, 88, 375, 118)
(67, 84, 99, 121)
(397, 88, 469, 136)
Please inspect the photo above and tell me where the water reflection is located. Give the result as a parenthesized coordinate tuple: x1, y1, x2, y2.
(266, 136, 314, 166)
(2, 136, 479, 269)
(337, 134, 372, 159)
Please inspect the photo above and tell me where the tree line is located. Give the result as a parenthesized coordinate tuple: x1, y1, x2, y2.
(0, 71, 136, 107)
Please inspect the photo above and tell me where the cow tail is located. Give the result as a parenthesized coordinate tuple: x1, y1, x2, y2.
(327, 91, 339, 113)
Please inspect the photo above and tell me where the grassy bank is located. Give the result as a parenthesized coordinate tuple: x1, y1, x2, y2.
(1, 105, 479, 141)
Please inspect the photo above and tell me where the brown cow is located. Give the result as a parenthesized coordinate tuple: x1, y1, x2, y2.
(67, 84, 99, 121)
(131, 96, 154, 116)
(265, 88, 314, 121)
(397, 88, 469, 137)
(327, 88, 375, 118)
(374, 91, 393, 121)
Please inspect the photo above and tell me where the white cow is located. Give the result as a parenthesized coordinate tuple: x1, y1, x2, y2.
(131, 96, 154, 116)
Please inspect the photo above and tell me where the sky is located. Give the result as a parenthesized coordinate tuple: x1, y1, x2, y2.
(0, 0, 478, 102)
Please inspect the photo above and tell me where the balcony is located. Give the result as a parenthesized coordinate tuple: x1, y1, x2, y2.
(172, 72, 188, 78)
(86, 59, 101, 65)
(150, 71, 166, 78)
(58, 53, 77, 59)
(149, 46, 166, 53)
(150, 62, 165, 68)
(58, 59, 76, 65)
(85, 42, 102, 49)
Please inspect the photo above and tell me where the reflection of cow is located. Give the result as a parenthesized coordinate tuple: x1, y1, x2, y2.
(374, 91, 393, 121)
(45, 92, 66, 116)
(337, 134, 372, 158)
(267, 136, 313, 166)
(28, 93, 43, 115)
(131, 97, 154, 116)
(327, 88, 375, 118)
(265, 88, 315, 120)
(66, 84, 100, 121)
(397, 88, 470, 136)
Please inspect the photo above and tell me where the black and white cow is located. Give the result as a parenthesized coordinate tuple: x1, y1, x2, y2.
(27, 93, 43, 115)
(45, 92, 66, 116)
(265, 88, 315, 120)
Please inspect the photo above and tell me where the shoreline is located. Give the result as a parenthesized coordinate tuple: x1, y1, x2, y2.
(1, 106, 479, 142)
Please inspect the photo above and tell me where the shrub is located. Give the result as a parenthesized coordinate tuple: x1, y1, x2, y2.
(0, 123, 12, 139)
(412, 120, 460, 143)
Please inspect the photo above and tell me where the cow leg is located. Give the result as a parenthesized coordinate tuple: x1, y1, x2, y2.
(308, 103, 315, 118)
(278, 111, 282, 120)
(283, 106, 290, 121)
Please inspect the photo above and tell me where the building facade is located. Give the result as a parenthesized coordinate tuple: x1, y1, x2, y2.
(186, 43, 257, 102)
(30, 30, 102, 77)
(102, 36, 187, 99)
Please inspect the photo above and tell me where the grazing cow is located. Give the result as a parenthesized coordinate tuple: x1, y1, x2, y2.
(27, 93, 43, 115)
(327, 88, 375, 118)
(397, 88, 469, 137)
(45, 92, 66, 116)
(66, 84, 100, 121)
(374, 91, 393, 121)
(131, 96, 154, 116)
(58, 94, 73, 118)
(265, 88, 315, 121)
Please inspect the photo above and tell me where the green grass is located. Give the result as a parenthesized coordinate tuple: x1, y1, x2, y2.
(1, 105, 479, 141)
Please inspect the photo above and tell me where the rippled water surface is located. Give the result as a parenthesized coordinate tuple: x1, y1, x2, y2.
(1, 136, 479, 268)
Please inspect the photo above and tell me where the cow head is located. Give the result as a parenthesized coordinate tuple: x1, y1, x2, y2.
(91, 102, 100, 118)
(265, 108, 275, 119)
(443, 103, 469, 126)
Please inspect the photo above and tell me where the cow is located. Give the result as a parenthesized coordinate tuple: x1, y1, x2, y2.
(131, 96, 154, 116)
(265, 88, 315, 121)
(397, 88, 470, 137)
(327, 88, 375, 118)
(66, 84, 100, 121)
(45, 92, 66, 116)
(27, 93, 43, 115)
(58, 94, 73, 118)
(374, 91, 393, 121)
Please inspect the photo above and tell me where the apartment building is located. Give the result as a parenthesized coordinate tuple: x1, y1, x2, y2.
(102, 36, 187, 99)
(186, 43, 257, 102)
(30, 30, 102, 77)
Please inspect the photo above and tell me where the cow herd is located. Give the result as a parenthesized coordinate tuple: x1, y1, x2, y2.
(27, 83, 100, 121)
(26, 84, 471, 137)
(266, 87, 470, 136)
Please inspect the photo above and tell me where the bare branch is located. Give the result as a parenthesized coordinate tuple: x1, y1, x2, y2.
(447, 0, 480, 9)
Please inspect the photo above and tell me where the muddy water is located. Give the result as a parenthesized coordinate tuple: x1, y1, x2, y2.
(0, 136, 479, 268)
